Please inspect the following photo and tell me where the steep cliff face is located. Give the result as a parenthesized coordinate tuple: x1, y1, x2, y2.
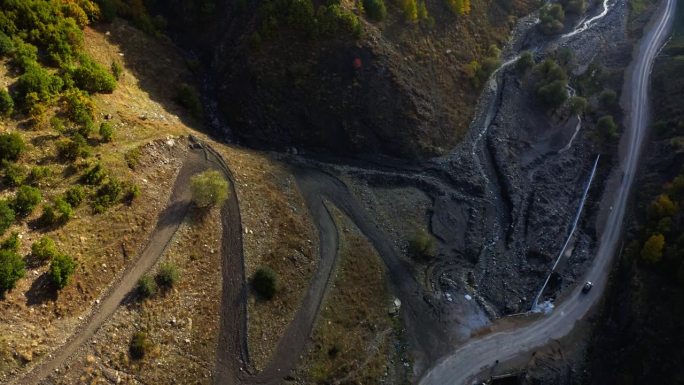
(148, 0, 535, 159)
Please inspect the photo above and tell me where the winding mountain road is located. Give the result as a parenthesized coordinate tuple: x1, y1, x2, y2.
(419, 0, 676, 383)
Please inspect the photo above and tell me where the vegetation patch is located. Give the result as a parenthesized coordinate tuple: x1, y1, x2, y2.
(298, 204, 409, 384)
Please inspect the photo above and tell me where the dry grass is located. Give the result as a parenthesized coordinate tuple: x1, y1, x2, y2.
(209, 145, 319, 370)
(51, 207, 222, 385)
(296, 203, 407, 385)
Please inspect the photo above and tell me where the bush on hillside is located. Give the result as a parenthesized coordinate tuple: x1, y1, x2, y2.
(0, 200, 15, 236)
(596, 115, 618, 141)
(0, 133, 25, 162)
(156, 262, 180, 288)
(516, 51, 535, 75)
(408, 229, 436, 261)
(1, 232, 20, 252)
(129, 331, 151, 359)
(0, 249, 25, 296)
(2, 161, 27, 187)
(56, 134, 90, 161)
(533, 59, 568, 109)
(15, 64, 64, 109)
(32, 237, 59, 262)
(72, 57, 117, 93)
(363, 0, 387, 21)
(190, 170, 229, 208)
(138, 274, 158, 298)
(539, 4, 565, 34)
(83, 163, 107, 185)
(13, 185, 42, 216)
(49, 253, 77, 289)
(252, 267, 278, 300)
(65, 185, 86, 207)
(0, 89, 14, 117)
(99, 122, 114, 142)
(641, 233, 665, 263)
(569, 96, 587, 115)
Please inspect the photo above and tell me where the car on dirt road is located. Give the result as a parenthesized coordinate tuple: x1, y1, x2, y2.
(582, 281, 593, 294)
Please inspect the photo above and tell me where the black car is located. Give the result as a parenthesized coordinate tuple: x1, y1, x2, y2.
(582, 281, 593, 293)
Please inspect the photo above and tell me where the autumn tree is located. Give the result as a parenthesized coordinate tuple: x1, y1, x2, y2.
(641, 234, 665, 263)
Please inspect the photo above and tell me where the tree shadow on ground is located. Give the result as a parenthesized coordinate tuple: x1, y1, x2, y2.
(26, 272, 58, 306)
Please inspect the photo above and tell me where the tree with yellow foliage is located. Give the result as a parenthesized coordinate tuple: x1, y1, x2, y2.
(641, 233, 665, 264)
(402, 0, 419, 22)
(447, 0, 471, 15)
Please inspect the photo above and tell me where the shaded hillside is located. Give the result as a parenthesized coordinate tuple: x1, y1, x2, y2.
(142, 0, 536, 159)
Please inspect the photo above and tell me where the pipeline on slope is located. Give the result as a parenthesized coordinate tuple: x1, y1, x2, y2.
(531, 154, 600, 311)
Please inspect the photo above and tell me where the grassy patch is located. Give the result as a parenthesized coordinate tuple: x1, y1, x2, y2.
(299, 203, 409, 384)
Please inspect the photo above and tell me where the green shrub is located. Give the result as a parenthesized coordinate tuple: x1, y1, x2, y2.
(72, 57, 117, 93)
(599, 89, 617, 108)
(65, 185, 86, 207)
(533, 59, 568, 109)
(569, 96, 587, 115)
(15, 64, 64, 109)
(13, 186, 42, 216)
(252, 267, 277, 299)
(99, 122, 114, 142)
(516, 51, 535, 75)
(156, 262, 180, 288)
(32, 237, 58, 262)
(137, 275, 157, 298)
(0, 32, 13, 56)
(0, 133, 25, 162)
(56, 135, 90, 161)
(0, 201, 15, 236)
(539, 4, 565, 34)
(0, 89, 13, 117)
(63, 89, 95, 136)
(0, 249, 25, 295)
(2, 161, 27, 187)
(174, 83, 203, 118)
(49, 253, 77, 289)
(125, 147, 141, 169)
(54, 198, 74, 223)
(39, 205, 57, 226)
(92, 177, 122, 213)
(190, 170, 229, 208)
(597, 115, 618, 141)
(125, 184, 141, 203)
(363, 0, 387, 21)
(408, 229, 436, 261)
(28, 166, 52, 186)
(1, 232, 20, 252)
(111, 61, 123, 80)
(83, 163, 107, 185)
(129, 331, 150, 360)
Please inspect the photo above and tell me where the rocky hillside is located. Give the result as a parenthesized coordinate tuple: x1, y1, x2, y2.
(143, 0, 536, 159)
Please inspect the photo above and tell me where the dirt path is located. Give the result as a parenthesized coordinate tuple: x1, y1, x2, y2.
(10, 146, 208, 385)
